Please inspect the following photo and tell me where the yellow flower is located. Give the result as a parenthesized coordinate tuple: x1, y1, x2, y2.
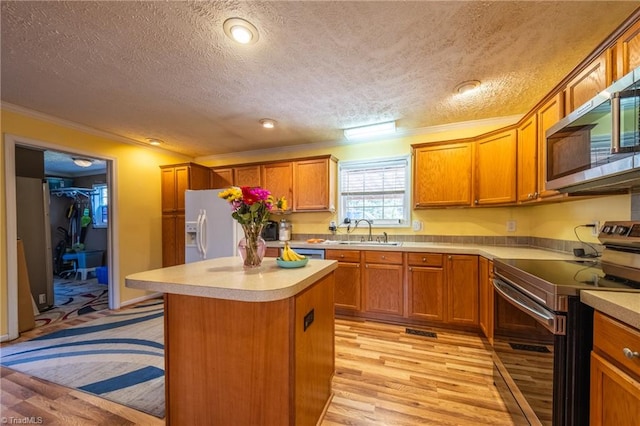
(277, 196, 288, 211)
(218, 187, 242, 201)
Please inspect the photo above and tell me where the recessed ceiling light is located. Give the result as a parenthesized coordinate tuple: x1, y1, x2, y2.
(223, 18, 259, 45)
(146, 138, 164, 146)
(260, 119, 276, 129)
(72, 158, 93, 168)
(454, 80, 481, 95)
(343, 121, 396, 141)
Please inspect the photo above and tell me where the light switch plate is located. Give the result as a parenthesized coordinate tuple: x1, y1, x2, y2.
(506, 220, 516, 232)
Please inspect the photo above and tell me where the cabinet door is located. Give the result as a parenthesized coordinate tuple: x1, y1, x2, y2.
(407, 266, 445, 322)
(564, 52, 609, 115)
(264, 247, 280, 258)
(262, 162, 293, 210)
(211, 168, 233, 189)
(475, 130, 517, 205)
(293, 158, 335, 211)
(363, 264, 403, 316)
(537, 94, 564, 199)
(234, 165, 261, 187)
(174, 166, 190, 212)
(161, 167, 177, 213)
(479, 257, 494, 344)
(162, 215, 177, 267)
(334, 262, 361, 311)
(414, 142, 473, 207)
(517, 115, 538, 202)
(590, 352, 640, 426)
(446, 255, 479, 326)
(615, 19, 640, 79)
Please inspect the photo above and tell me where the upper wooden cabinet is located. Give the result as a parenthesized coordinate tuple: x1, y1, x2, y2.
(234, 164, 262, 187)
(211, 168, 233, 189)
(413, 141, 474, 207)
(517, 115, 538, 202)
(160, 163, 211, 213)
(564, 52, 610, 116)
(475, 129, 517, 205)
(262, 162, 293, 208)
(536, 93, 564, 199)
(615, 18, 640, 80)
(293, 156, 337, 212)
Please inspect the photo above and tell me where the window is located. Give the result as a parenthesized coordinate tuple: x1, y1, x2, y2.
(91, 183, 108, 228)
(339, 156, 410, 227)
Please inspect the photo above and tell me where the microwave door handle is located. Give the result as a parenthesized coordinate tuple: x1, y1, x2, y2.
(200, 210, 208, 259)
(612, 92, 621, 154)
(493, 278, 561, 335)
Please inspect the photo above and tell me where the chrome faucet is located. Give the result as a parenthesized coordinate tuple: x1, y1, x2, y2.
(354, 219, 373, 241)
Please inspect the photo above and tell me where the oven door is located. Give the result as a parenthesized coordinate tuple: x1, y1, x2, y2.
(492, 277, 565, 426)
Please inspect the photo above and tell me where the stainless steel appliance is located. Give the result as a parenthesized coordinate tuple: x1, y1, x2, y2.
(261, 220, 279, 241)
(546, 67, 640, 193)
(492, 221, 640, 426)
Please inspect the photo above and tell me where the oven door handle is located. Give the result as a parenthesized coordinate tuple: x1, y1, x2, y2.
(493, 278, 565, 335)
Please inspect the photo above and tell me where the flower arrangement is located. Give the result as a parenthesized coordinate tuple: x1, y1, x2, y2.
(218, 186, 287, 267)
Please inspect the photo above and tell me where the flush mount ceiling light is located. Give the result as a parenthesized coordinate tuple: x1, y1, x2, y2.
(223, 18, 259, 45)
(454, 80, 481, 95)
(343, 121, 396, 141)
(146, 138, 164, 146)
(260, 119, 276, 129)
(72, 157, 93, 168)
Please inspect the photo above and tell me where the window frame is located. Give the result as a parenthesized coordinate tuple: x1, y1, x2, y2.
(91, 183, 108, 228)
(338, 155, 411, 228)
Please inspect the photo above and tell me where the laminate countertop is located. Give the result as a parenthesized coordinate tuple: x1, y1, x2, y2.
(272, 240, 578, 261)
(125, 256, 337, 302)
(581, 291, 640, 330)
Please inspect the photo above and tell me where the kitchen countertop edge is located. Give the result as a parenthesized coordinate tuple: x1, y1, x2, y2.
(581, 290, 640, 329)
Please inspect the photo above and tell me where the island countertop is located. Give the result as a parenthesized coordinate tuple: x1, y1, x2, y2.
(125, 256, 337, 302)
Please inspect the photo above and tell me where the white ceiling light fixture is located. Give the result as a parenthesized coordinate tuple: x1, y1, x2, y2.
(146, 138, 164, 146)
(223, 18, 259, 45)
(72, 157, 93, 168)
(454, 80, 481, 95)
(260, 119, 276, 129)
(343, 121, 396, 141)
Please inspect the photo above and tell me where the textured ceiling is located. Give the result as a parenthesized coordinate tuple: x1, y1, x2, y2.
(1, 1, 638, 158)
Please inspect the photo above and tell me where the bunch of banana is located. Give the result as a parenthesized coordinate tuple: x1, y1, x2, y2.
(282, 242, 306, 261)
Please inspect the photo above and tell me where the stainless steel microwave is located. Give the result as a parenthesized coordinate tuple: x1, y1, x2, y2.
(545, 66, 640, 193)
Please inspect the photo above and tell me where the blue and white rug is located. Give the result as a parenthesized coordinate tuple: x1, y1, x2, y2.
(1, 300, 165, 418)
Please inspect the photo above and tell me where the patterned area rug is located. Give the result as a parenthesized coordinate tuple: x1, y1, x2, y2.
(1, 300, 165, 418)
(35, 278, 109, 327)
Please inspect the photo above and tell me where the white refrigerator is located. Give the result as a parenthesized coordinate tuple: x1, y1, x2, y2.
(184, 189, 242, 263)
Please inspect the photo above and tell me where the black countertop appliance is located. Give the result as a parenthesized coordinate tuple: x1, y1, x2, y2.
(261, 220, 279, 241)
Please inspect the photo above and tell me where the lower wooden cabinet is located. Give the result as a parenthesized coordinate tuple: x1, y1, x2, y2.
(363, 251, 403, 316)
(591, 311, 640, 425)
(407, 253, 445, 322)
(326, 249, 361, 312)
(264, 247, 280, 258)
(479, 257, 494, 343)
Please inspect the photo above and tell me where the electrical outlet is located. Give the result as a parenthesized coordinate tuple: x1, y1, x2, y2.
(412, 220, 423, 231)
(38, 293, 46, 304)
(506, 220, 516, 232)
(591, 220, 600, 236)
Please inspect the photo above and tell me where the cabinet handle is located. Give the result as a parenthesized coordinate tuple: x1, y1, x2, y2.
(474, 199, 479, 205)
(365, 264, 369, 268)
(422, 257, 426, 262)
(382, 255, 386, 259)
(623, 347, 640, 359)
(448, 255, 452, 260)
(533, 192, 539, 198)
(340, 254, 344, 258)
(409, 267, 412, 271)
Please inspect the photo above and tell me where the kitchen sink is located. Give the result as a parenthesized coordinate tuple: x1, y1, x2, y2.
(336, 241, 402, 247)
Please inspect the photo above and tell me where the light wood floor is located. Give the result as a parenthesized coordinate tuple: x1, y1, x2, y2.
(2, 309, 527, 425)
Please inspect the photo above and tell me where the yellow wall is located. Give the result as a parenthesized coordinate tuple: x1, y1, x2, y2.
(0, 109, 190, 336)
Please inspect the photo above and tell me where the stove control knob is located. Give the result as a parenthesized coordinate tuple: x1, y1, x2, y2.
(602, 225, 613, 234)
(617, 226, 629, 236)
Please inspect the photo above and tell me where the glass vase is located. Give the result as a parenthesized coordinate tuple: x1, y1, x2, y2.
(238, 224, 266, 268)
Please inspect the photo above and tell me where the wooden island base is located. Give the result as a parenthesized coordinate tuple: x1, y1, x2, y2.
(164, 272, 335, 425)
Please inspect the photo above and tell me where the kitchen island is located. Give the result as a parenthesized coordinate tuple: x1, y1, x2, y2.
(125, 256, 338, 426)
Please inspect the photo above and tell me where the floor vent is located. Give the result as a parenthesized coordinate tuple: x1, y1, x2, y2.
(509, 343, 551, 353)
(406, 328, 437, 338)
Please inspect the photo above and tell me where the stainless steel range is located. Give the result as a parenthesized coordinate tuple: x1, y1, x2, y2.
(492, 221, 640, 426)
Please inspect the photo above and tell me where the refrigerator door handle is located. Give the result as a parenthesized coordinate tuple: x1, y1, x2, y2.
(200, 209, 208, 259)
(196, 210, 204, 258)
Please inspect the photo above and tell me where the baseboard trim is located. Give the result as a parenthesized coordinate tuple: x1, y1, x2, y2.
(121, 293, 163, 307)
(0, 333, 10, 342)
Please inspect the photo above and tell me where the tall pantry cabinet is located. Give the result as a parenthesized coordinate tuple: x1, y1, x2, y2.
(160, 163, 211, 267)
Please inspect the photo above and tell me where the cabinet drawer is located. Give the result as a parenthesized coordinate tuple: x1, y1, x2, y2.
(326, 249, 361, 262)
(364, 251, 403, 265)
(407, 253, 443, 267)
(594, 311, 640, 379)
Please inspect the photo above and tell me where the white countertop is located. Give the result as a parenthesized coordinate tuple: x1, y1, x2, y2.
(275, 240, 577, 261)
(125, 256, 337, 302)
(581, 290, 640, 329)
